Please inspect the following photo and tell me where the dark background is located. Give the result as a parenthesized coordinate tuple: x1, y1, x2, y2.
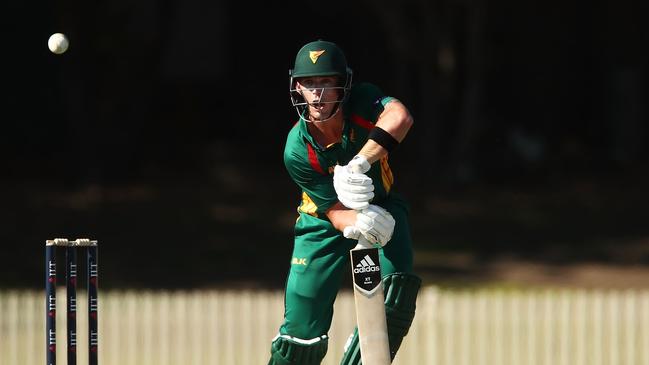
(3, 0, 648, 290)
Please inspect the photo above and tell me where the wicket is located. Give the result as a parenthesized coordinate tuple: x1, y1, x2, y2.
(46, 238, 99, 365)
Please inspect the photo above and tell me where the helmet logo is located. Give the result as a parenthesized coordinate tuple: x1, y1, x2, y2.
(309, 50, 326, 64)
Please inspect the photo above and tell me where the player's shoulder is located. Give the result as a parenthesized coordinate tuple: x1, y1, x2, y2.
(285, 120, 302, 141)
(283, 123, 321, 181)
(345, 82, 390, 123)
(350, 82, 383, 95)
(283, 122, 308, 163)
(347, 82, 389, 107)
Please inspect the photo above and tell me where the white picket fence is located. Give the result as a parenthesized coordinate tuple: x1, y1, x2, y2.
(1, 287, 649, 365)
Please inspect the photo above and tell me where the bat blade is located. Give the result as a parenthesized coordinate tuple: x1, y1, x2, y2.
(350, 238, 391, 364)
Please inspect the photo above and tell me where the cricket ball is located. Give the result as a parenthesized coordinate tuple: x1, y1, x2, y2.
(48, 33, 69, 55)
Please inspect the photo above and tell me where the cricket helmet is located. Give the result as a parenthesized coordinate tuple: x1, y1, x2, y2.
(289, 40, 353, 123)
(291, 40, 350, 78)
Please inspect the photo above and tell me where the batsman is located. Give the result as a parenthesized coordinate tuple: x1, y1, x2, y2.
(268, 40, 421, 365)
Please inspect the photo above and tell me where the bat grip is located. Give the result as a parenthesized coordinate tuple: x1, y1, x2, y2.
(355, 236, 374, 249)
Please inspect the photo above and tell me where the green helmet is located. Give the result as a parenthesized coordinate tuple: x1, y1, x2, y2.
(289, 40, 353, 123)
(291, 40, 350, 78)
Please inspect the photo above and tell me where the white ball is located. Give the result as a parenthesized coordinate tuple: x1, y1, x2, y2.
(48, 33, 69, 55)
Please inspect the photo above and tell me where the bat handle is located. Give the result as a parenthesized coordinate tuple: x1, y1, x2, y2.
(355, 236, 374, 249)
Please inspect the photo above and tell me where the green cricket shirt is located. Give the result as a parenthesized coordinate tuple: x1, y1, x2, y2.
(283, 82, 397, 218)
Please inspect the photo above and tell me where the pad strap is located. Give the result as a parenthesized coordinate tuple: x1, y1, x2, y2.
(268, 334, 328, 365)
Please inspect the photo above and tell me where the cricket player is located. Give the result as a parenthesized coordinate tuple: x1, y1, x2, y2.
(268, 40, 421, 365)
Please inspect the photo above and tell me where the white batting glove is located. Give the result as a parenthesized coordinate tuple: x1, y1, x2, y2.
(343, 225, 362, 240)
(333, 155, 374, 210)
(347, 155, 371, 174)
(343, 205, 395, 247)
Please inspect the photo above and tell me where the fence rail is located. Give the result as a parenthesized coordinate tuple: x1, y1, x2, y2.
(1, 287, 648, 364)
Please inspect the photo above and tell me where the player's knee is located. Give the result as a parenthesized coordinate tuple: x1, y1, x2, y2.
(268, 333, 328, 365)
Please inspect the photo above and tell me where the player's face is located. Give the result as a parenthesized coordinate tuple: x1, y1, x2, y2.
(296, 76, 341, 121)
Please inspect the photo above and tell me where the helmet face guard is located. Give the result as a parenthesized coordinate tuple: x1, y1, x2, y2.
(288, 40, 353, 122)
(289, 71, 353, 123)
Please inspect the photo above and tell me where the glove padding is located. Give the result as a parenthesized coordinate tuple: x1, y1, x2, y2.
(333, 155, 374, 210)
(347, 155, 371, 174)
(343, 205, 395, 247)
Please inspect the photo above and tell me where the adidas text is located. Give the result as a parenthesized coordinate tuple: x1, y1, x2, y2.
(353, 266, 380, 273)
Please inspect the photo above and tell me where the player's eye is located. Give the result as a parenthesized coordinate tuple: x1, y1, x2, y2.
(300, 78, 337, 89)
(320, 78, 337, 87)
(301, 79, 316, 88)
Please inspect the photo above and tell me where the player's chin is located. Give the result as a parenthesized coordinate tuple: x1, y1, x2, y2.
(308, 109, 324, 120)
(314, 107, 334, 118)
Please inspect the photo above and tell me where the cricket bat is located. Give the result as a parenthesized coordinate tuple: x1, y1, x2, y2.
(350, 236, 391, 364)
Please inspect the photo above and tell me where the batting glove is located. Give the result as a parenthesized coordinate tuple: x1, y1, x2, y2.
(343, 204, 395, 247)
(333, 155, 374, 210)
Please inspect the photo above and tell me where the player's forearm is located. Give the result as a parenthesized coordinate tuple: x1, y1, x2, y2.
(357, 100, 414, 164)
(326, 202, 358, 232)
